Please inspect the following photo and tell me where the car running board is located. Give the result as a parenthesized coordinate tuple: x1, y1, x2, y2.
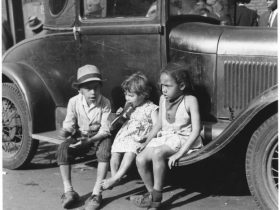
(32, 130, 64, 144)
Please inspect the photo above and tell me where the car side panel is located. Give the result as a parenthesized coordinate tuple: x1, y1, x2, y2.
(2, 63, 55, 133)
(79, 29, 162, 110)
(3, 33, 80, 107)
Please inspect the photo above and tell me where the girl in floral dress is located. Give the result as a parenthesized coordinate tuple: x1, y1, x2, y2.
(101, 72, 158, 190)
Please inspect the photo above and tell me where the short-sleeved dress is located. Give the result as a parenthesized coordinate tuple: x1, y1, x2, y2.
(111, 101, 158, 154)
(147, 96, 203, 153)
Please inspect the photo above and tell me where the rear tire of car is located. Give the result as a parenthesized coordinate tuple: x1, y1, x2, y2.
(2, 83, 39, 169)
(246, 113, 278, 210)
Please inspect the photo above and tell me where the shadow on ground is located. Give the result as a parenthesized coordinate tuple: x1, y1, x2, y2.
(23, 141, 251, 209)
(28, 141, 251, 197)
(166, 153, 251, 197)
(26, 142, 98, 170)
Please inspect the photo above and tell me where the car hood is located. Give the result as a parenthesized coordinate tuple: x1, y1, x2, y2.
(169, 22, 277, 57)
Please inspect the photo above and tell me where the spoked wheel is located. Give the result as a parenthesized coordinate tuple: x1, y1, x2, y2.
(2, 97, 24, 157)
(246, 114, 278, 210)
(266, 140, 278, 198)
(2, 83, 38, 169)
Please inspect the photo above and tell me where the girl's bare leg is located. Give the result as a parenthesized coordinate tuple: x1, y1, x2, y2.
(102, 152, 136, 190)
(152, 145, 174, 191)
(110, 152, 122, 177)
(136, 147, 155, 192)
(92, 162, 109, 195)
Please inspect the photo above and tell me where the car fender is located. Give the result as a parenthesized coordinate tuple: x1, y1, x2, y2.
(2, 62, 56, 134)
(179, 85, 278, 166)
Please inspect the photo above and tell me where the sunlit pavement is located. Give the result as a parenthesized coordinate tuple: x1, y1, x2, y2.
(3, 142, 258, 210)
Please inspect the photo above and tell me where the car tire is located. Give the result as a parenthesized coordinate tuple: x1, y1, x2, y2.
(2, 83, 38, 169)
(245, 113, 278, 210)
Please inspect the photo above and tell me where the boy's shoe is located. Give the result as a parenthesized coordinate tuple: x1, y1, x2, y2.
(85, 194, 102, 210)
(131, 192, 161, 208)
(61, 191, 80, 208)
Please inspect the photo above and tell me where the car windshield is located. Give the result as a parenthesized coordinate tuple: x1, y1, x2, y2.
(169, 0, 271, 27)
(169, 0, 225, 21)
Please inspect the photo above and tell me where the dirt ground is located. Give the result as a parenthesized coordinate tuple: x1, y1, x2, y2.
(3, 142, 259, 210)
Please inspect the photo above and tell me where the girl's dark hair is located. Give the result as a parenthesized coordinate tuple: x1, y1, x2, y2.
(121, 72, 152, 99)
(161, 62, 195, 94)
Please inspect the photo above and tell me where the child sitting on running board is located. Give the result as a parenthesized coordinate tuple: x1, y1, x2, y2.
(131, 63, 203, 209)
(56, 64, 112, 210)
(101, 72, 158, 190)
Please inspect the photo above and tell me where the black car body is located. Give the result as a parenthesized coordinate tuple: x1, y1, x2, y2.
(2, 1, 277, 209)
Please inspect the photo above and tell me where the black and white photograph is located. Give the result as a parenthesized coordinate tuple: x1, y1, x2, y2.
(2, 0, 278, 209)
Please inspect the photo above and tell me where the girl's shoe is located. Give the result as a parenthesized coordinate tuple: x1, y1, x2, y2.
(131, 192, 161, 208)
(85, 194, 102, 210)
(129, 192, 150, 202)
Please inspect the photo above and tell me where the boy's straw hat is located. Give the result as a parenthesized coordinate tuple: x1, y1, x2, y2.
(72, 64, 106, 88)
(26, 16, 43, 31)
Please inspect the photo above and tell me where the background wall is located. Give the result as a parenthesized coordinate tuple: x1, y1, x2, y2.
(247, 0, 267, 15)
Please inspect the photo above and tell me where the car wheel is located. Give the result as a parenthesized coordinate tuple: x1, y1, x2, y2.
(2, 83, 38, 169)
(246, 113, 278, 210)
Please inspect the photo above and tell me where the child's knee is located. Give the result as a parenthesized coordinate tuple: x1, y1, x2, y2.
(152, 148, 165, 160)
(56, 142, 71, 165)
(136, 154, 148, 166)
(96, 148, 111, 162)
(57, 141, 68, 152)
(96, 137, 112, 162)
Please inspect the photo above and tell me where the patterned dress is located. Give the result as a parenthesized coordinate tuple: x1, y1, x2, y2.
(111, 101, 158, 154)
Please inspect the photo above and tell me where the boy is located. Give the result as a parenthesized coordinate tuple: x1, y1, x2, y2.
(57, 64, 111, 210)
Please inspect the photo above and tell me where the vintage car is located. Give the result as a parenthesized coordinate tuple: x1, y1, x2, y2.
(2, 0, 277, 209)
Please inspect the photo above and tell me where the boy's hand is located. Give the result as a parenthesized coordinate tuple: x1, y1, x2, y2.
(69, 136, 89, 148)
(58, 129, 71, 140)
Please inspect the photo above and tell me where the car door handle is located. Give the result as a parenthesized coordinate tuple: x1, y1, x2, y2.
(72, 26, 81, 40)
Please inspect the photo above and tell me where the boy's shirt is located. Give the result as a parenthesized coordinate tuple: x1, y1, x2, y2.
(63, 93, 111, 137)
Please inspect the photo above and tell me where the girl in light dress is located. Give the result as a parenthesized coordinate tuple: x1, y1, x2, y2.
(101, 72, 158, 190)
(132, 63, 203, 209)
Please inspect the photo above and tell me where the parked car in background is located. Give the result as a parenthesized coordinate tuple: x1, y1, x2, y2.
(2, 0, 277, 209)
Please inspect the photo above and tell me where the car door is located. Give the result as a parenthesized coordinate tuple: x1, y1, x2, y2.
(77, 0, 163, 110)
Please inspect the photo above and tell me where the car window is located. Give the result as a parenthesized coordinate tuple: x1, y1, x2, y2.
(169, 0, 271, 27)
(82, 0, 158, 19)
(49, 0, 68, 16)
(169, 0, 225, 21)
